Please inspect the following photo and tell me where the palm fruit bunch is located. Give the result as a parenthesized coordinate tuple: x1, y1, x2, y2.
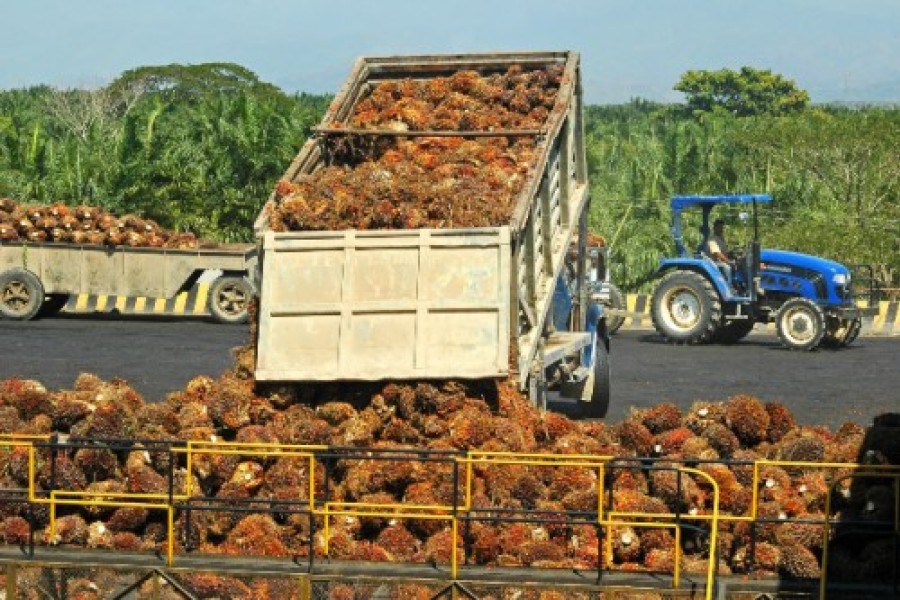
(0, 197, 198, 248)
(268, 64, 565, 232)
(0, 355, 896, 586)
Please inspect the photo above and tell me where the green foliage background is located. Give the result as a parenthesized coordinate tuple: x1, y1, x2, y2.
(0, 64, 897, 290)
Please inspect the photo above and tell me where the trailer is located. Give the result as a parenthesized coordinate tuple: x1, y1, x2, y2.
(0, 241, 256, 323)
(252, 51, 610, 416)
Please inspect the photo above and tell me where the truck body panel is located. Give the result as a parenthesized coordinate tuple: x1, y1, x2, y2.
(255, 228, 510, 381)
(0, 241, 255, 298)
(254, 51, 589, 390)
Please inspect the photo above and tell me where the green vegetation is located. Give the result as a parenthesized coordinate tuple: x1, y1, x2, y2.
(675, 67, 809, 116)
(0, 63, 897, 290)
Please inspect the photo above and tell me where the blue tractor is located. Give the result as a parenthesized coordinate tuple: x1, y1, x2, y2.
(650, 194, 879, 350)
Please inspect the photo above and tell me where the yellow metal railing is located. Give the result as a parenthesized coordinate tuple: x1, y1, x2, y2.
(2, 433, 898, 599)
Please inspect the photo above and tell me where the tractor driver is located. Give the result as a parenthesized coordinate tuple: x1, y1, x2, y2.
(706, 218, 734, 284)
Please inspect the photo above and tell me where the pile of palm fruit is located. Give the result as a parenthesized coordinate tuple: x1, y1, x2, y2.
(0, 346, 896, 599)
(0, 197, 198, 248)
(267, 64, 565, 232)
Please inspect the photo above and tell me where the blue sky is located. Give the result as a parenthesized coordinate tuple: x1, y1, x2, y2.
(3, 0, 898, 103)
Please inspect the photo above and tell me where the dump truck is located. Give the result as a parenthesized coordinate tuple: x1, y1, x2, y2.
(252, 51, 610, 416)
(0, 241, 257, 323)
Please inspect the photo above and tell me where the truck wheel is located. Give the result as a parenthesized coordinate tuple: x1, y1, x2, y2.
(208, 276, 252, 324)
(714, 319, 755, 344)
(582, 338, 610, 418)
(602, 283, 626, 334)
(776, 298, 825, 350)
(0, 268, 45, 321)
(651, 271, 721, 344)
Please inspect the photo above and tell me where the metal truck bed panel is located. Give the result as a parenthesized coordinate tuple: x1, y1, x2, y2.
(255, 228, 510, 381)
(0, 242, 255, 298)
(254, 51, 587, 387)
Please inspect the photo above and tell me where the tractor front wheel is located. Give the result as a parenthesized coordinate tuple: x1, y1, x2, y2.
(776, 298, 825, 350)
(651, 271, 721, 344)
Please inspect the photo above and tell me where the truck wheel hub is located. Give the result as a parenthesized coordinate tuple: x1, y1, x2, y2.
(2, 281, 30, 311)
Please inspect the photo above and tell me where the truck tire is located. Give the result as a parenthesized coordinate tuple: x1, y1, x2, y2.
(208, 276, 252, 324)
(602, 283, 626, 334)
(776, 298, 825, 350)
(0, 268, 45, 321)
(582, 338, 610, 418)
(651, 271, 721, 344)
(713, 319, 755, 344)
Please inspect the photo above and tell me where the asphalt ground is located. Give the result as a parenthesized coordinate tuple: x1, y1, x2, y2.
(0, 316, 897, 430)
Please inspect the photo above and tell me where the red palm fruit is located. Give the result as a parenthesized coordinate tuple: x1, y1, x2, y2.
(375, 522, 419, 561)
(518, 540, 566, 566)
(615, 419, 654, 455)
(73, 447, 120, 481)
(701, 422, 740, 457)
(1, 516, 31, 544)
(332, 407, 381, 446)
(730, 448, 760, 486)
(639, 403, 682, 434)
(125, 464, 167, 494)
(611, 526, 642, 563)
(0, 405, 22, 433)
(779, 543, 821, 579)
(316, 401, 357, 426)
(724, 395, 770, 446)
(221, 514, 290, 557)
(678, 435, 714, 460)
(421, 527, 462, 565)
(683, 401, 727, 435)
(639, 528, 675, 553)
(47, 514, 89, 545)
(182, 574, 252, 598)
(111, 531, 143, 551)
(86, 521, 114, 549)
(764, 402, 797, 442)
(534, 411, 580, 444)
(652, 427, 693, 455)
(644, 548, 677, 573)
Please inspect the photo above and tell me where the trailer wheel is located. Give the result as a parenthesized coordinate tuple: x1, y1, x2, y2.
(208, 276, 252, 324)
(582, 337, 610, 418)
(602, 283, 626, 334)
(0, 268, 45, 321)
(651, 271, 721, 344)
(776, 298, 825, 350)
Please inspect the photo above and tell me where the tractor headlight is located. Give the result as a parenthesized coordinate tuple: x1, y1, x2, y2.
(833, 273, 849, 286)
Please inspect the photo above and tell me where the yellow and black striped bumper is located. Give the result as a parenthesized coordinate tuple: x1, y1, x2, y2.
(62, 284, 212, 317)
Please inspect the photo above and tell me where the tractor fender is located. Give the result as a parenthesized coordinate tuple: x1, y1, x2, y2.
(657, 258, 733, 299)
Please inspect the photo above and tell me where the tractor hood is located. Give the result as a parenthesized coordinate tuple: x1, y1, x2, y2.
(760, 249, 849, 277)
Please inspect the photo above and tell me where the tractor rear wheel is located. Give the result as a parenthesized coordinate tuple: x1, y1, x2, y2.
(776, 298, 825, 350)
(651, 271, 722, 344)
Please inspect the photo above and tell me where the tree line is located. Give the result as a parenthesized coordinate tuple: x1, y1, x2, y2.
(0, 64, 897, 291)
